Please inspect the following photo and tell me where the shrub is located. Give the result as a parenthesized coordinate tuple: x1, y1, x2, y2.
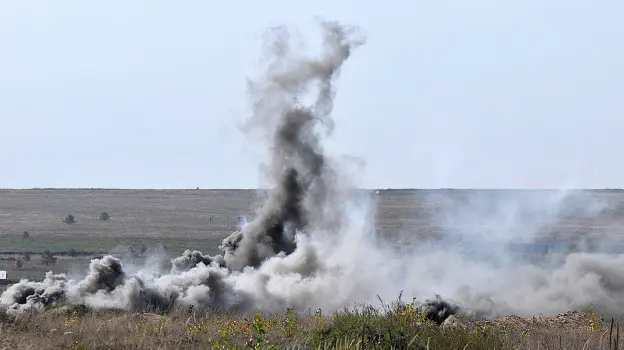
(62, 214, 76, 224)
(22, 230, 30, 238)
(99, 212, 110, 221)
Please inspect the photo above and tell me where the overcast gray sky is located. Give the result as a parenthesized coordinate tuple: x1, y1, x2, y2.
(1, 1, 622, 189)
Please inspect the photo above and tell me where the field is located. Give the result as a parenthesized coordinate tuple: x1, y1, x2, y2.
(2, 188, 624, 349)
(1, 188, 624, 282)
(0, 302, 618, 349)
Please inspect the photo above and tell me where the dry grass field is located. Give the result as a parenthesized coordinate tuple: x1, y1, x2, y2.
(0, 303, 619, 350)
(1, 188, 624, 282)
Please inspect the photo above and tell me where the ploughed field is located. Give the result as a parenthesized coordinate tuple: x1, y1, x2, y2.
(1, 188, 624, 283)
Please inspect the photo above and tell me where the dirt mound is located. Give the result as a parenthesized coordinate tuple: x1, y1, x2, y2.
(441, 314, 471, 330)
(489, 311, 593, 331)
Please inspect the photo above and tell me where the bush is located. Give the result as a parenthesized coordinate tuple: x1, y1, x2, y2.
(307, 301, 502, 350)
(99, 212, 110, 221)
(15, 258, 23, 269)
(22, 230, 29, 238)
(62, 214, 76, 224)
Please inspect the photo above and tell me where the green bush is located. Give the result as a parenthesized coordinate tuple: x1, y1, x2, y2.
(304, 296, 504, 350)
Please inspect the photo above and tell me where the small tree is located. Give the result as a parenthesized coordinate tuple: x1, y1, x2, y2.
(15, 258, 23, 269)
(40, 250, 57, 265)
(62, 214, 76, 224)
(22, 230, 30, 238)
(23, 253, 30, 261)
(99, 212, 110, 221)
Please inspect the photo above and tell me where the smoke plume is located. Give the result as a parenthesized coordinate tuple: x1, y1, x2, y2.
(219, 21, 360, 271)
(3, 20, 624, 324)
(0, 20, 370, 316)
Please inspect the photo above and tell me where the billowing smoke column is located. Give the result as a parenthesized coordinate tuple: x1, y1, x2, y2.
(219, 21, 360, 271)
(0, 20, 366, 316)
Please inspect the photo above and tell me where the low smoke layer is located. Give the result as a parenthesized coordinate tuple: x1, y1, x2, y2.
(3, 21, 624, 322)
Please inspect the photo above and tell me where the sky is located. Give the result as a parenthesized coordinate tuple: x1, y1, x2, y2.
(1, 1, 622, 189)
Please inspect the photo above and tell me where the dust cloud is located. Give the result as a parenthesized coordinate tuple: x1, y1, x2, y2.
(3, 20, 624, 322)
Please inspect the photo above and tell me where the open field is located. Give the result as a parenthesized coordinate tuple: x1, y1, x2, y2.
(0, 299, 619, 349)
(2, 188, 624, 283)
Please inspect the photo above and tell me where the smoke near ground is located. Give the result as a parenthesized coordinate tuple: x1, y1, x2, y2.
(3, 21, 624, 323)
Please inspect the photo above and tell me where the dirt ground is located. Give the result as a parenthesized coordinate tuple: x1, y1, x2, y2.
(1, 188, 624, 282)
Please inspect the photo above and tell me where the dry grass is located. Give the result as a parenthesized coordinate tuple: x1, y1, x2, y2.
(0, 301, 620, 350)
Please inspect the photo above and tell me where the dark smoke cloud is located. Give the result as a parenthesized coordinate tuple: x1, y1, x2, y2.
(423, 295, 459, 325)
(171, 250, 225, 273)
(219, 21, 361, 271)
